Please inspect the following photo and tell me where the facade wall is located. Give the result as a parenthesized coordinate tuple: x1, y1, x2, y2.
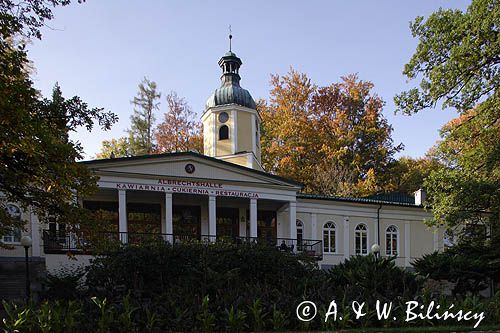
(237, 111, 252, 152)
(45, 254, 93, 274)
(0, 202, 42, 258)
(2, 157, 440, 273)
(2, 196, 440, 271)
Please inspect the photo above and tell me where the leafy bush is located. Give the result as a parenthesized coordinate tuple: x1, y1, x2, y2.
(413, 237, 500, 296)
(7, 242, 498, 331)
(42, 267, 85, 300)
(327, 254, 421, 304)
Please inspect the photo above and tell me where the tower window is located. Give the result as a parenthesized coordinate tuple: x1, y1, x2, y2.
(219, 125, 229, 140)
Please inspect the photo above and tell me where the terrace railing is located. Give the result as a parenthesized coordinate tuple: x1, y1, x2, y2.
(42, 230, 323, 259)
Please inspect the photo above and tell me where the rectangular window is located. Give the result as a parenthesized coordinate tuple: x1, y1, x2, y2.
(2, 227, 21, 243)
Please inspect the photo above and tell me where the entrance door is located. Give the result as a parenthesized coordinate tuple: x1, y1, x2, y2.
(217, 208, 239, 239)
(173, 205, 201, 240)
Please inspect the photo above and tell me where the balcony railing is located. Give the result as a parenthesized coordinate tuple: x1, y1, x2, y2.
(42, 230, 323, 260)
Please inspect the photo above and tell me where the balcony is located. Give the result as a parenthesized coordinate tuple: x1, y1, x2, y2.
(42, 230, 323, 260)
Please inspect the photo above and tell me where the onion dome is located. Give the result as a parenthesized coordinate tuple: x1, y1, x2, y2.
(206, 50, 256, 110)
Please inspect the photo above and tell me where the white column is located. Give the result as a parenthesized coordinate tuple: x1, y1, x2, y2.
(118, 189, 127, 243)
(239, 207, 246, 237)
(343, 217, 350, 260)
(208, 195, 216, 242)
(165, 192, 173, 243)
(30, 208, 41, 257)
(288, 202, 297, 240)
(404, 221, 411, 267)
(373, 217, 379, 247)
(310, 213, 317, 239)
(250, 198, 257, 238)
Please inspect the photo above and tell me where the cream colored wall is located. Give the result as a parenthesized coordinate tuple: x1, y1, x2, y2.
(292, 200, 438, 268)
(45, 254, 93, 274)
(0, 202, 42, 258)
(203, 119, 213, 156)
(216, 134, 232, 156)
(219, 154, 252, 168)
(410, 222, 435, 260)
(237, 112, 252, 152)
(98, 159, 270, 184)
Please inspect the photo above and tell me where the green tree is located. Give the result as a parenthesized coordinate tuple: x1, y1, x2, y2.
(95, 137, 130, 159)
(385, 156, 442, 195)
(127, 77, 161, 155)
(395, 0, 499, 232)
(0, 0, 117, 244)
(261, 69, 402, 196)
(394, 0, 499, 114)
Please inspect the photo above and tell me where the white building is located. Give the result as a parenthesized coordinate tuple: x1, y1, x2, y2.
(0, 49, 442, 276)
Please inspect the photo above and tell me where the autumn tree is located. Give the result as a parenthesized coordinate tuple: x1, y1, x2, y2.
(395, 0, 499, 233)
(128, 77, 161, 155)
(155, 91, 203, 153)
(260, 69, 402, 196)
(0, 0, 117, 244)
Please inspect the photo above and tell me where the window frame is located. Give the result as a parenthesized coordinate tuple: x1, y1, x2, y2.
(385, 225, 399, 257)
(354, 223, 368, 255)
(218, 125, 229, 140)
(323, 221, 337, 254)
(2, 204, 22, 244)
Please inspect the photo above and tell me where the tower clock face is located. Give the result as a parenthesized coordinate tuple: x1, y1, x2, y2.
(218, 112, 229, 123)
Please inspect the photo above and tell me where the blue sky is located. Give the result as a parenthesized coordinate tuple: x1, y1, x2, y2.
(27, 0, 470, 160)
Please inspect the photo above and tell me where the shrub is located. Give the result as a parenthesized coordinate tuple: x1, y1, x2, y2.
(327, 254, 421, 304)
(413, 237, 500, 296)
(42, 267, 85, 300)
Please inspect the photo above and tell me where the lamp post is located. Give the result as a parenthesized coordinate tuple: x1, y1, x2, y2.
(371, 243, 380, 260)
(20, 235, 32, 305)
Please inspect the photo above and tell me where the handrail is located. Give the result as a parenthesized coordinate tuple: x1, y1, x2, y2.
(42, 230, 323, 259)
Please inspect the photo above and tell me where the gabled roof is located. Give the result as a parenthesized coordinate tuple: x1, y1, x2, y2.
(81, 151, 303, 188)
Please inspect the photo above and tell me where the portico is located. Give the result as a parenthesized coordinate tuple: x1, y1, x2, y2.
(112, 184, 297, 243)
(71, 152, 305, 251)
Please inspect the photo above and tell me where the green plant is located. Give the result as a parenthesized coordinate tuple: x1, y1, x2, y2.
(269, 304, 286, 331)
(91, 297, 114, 333)
(116, 293, 139, 332)
(143, 307, 161, 332)
(248, 299, 266, 331)
(225, 305, 247, 332)
(43, 268, 85, 300)
(1, 301, 32, 333)
(196, 295, 215, 332)
(327, 254, 420, 306)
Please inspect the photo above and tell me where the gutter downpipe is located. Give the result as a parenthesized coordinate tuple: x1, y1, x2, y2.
(377, 204, 382, 245)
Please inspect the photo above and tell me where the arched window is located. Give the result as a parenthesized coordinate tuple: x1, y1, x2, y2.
(2, 204, 22, 243)
(385, 225, 398, 256)
(323, 222, 336, 253)
(355, 224, 368, 255)
(296, 220, 304, 251)
(219, 125, 229, 140)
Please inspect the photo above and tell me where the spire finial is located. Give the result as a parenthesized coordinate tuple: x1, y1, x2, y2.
(228, 25, 232, 51)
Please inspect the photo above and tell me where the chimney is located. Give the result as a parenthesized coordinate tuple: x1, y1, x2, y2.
(414, 189, 426, 206)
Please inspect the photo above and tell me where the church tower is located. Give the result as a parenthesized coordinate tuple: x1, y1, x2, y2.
(202, 38, 262, 170)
